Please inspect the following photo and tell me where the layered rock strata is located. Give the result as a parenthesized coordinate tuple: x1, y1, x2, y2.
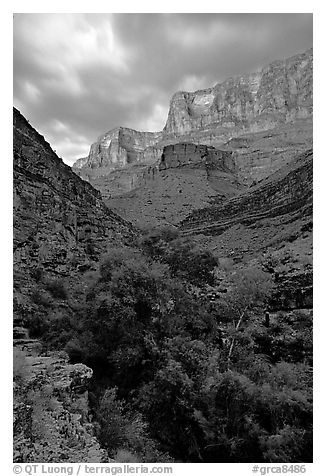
(107, 143, 244, 228)
(72, 49, 312, 198)
(13, 107, 136, 336)
(180, 149, 312, 236)
(14, 107, 135, 277)
(163, 49, 312, 143)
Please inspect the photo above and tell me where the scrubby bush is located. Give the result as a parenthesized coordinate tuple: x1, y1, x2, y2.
(13, 349, 29, 382)
(36, 244, 311, 463)
(30, 267, 44, 282)
(31, 288, 51, 307)
(95, 388, 172, 462)
(166, 239, 218, 285)
(45, 279, 67, 299)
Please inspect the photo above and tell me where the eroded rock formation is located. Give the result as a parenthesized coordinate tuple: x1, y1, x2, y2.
(14, 107, 135, 280)
(13, 344, 107, 462)
(163, 49, 312, 143)
(72, 49, 312, 201)
(180, 149, 312, 236)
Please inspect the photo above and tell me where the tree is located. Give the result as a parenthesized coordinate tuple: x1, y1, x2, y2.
(220, 267, 274, 369)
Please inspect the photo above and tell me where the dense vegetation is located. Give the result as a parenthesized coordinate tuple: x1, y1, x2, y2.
(28, 227, 312, 463)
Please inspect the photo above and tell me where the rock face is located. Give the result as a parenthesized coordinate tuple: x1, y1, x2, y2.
(14, 107, 135, 277)
(107, 143, 244, 228)
(73, 128, 163, 197)
(223, 119, 312, 184)
(75, 127, 162, 171)
(13, 345, 107, 462)
(72, 48, 312, 200)
(13, 106, 137, 340)
(180, 149, 312, 236)
(160, 143, 242, 194)
(163, 49, 312, 143)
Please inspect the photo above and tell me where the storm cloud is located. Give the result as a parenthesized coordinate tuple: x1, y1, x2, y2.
(13, 13, 313, 165)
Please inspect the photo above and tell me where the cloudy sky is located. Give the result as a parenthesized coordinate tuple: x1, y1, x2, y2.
(13, 13, 313, 166)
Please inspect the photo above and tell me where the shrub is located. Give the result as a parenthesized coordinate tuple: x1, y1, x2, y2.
(139, 226, 179, 260)
(166, 239, 218, 285)
(13, 348, 29, 382)
(31, 289, 51, 307)
(26, 314, 48, 338)
(95, 388, 126, 453)
(45, 279, 67, 299)
(114, 449, 140, 463)
(30, 267, 44, 282)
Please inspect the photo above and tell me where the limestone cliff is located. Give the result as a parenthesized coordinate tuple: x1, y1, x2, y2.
(84, 127, 162, 169)
(73, 127, 163, 197)
(163, 49, 312, 144)
(72, 48, 312, 199)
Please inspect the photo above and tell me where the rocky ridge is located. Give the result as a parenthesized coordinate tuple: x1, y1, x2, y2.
(180, 149, 312, 236)
(14, 107, 136, 296)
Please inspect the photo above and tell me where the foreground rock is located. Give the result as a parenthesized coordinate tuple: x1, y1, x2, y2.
(13, 344, 107, 462)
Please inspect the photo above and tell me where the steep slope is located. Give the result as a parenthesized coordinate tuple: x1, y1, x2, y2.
(107, 143, 244, 227)
(223, 119, 312, 184)
(13, 108, 138, 462)
(179, 149, 313, 310)
(14, 107, 135, 277)
(180, 149, 312, 236)
(14, 106, 137, 345)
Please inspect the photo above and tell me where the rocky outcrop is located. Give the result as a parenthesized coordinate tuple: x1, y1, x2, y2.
(73, 127, 163, 178)
(73, 128, 164, 197)
(14, 108, 135, 275)
(224, 119, 312, 184)
(13, 107, 137, 336)
(107, 143, 244, 228)
(87, 127, 162, 168)
(159, 143, 242, 194)
(72, 49, 312, 200)
(13, 344, 107, 462)
(163, 49, 312, 143)
(180, 149, 312, 236)
(76, 149, 163, 200)
(160, 143, 211, 169)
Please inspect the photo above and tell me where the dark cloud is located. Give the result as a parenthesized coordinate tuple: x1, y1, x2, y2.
(13, 13, 312, 165)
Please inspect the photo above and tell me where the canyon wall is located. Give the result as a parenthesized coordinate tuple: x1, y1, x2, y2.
(163, 49, 312, 143)
(72, 48, 312, 198)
